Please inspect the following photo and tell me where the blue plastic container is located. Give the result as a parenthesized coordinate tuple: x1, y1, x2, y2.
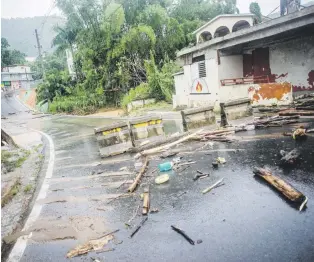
(158, 162, 173, 172)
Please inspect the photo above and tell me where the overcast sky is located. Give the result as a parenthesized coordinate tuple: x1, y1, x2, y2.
(1, 0, 312, 18)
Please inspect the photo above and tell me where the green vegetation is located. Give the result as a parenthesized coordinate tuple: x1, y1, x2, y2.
(34, 0, 241, 114)
(24, 184, 33, 193)
(249, 2, 262, 23)
(1, 149, 30, 172)
(1, 178, 21, 207)
(1, 38, 26, 67)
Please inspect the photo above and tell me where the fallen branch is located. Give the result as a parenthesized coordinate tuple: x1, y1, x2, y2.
(130, 217, 148, 238)
(253, 167, 307, 211)
(134, 129, 204, 158)
(171, 225, 195, 245)
(142, 187, 150, 215)
(107, 193, 131, 204)
(202, 178, 224, 194)
(128, 157, 149, 193)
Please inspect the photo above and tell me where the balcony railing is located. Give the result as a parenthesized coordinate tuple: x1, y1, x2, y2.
(220, 75, 270, 86)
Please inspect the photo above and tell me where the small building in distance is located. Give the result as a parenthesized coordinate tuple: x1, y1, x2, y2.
(1, 65, 34, 90)
(173, 6, 314, 109)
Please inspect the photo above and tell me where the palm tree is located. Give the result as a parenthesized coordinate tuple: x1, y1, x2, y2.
(52, 24, 79, 78)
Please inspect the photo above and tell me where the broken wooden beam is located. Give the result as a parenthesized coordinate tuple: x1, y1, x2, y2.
(128, 157, 149, 193)
(142, 187, 150, 215)
(253, 167, 307, 211)
(279, 111, 314, 116)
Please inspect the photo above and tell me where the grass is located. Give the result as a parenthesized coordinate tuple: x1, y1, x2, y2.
(24, 184, 33, 193)
(1, 149, 31, 172)
(1, 178, 21, 207)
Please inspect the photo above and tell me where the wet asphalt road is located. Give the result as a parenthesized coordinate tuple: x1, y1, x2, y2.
(2, 94, 314, 262)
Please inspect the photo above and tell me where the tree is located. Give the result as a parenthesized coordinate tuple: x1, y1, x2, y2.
(249, 2, 262, 23)
(1, 37, 26, 68)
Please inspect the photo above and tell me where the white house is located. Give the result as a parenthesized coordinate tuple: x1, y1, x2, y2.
(173, 7, 314, 109)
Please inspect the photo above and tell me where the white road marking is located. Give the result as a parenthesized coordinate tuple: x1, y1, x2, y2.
(7, 130, 55, 262)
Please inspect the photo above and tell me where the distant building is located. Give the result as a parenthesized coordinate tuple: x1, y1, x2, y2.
(1, 65, 34, 90)
(173, 7, 314, 109)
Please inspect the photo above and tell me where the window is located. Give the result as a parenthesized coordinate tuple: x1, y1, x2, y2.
(198, 61, 206, 78)
(192, 55, 205, 63)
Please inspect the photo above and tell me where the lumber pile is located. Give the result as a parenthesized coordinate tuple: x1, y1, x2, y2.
(191, 129, 235, 143)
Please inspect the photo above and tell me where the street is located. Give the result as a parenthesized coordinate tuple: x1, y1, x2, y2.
(2, 94, 314, 262)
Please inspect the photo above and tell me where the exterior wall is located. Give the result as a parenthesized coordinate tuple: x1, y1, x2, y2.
(11, 81, 20, 90)
(195, 15, 254, 43)
(220, 82, 293, 106)
(248, 82, 293, 106)
(127, 99, 156, 112)
(269, 36, 314, 95)
(220, 84, 249, 102)
(219, 55, 243, 80)
(173, 73, 189, 108)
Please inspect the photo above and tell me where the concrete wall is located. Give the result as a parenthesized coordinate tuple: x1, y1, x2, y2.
(269, 36, 314, 94)
(219, 55, 243, 80)
(127, 98, 156, 112)
(195, 15, 254, 43)
(219, 82, 293, 106)
(181, 106, 215, 131)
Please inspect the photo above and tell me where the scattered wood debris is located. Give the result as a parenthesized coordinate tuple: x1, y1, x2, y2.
(202, 178, 224, 194)
(193, 170, 210, 181)
(150, 208, 159, 213)
(253, 167, 307, 211)
(134, 129, 204, 158)
(171, 225, 195, 245)
(66, 230, 119, 258)
(142, 187, 150, 215)
(130, 217, 148, 238)
(128, 157, 149, 193)
(292, 127, 306, 139)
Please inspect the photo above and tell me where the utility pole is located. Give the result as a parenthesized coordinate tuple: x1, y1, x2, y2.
(34, 29, 45, 77)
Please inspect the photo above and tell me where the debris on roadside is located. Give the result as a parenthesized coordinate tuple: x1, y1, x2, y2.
(66, 230, 119, 258)
(253, 167, 308, 211)
(155, 174, 169, 184)
(130, 217, 148, 238)
(158, 161, 173, 172)
(119, 166, 128, 171)
(134, 129, 204, 158)
(216, 157, 226, 164)
(292, 127, 306, 140)
(280, 149, 300, 165)
(192, 129, 235, 143)
(193, 170, 210, 181)
(96, 248, 115, 254)
(149, 208, 159, 213)
(202, 178, 224, 194)
(128, 157, 149, 193)
(212, 162, 219, 168)
(160, 151, 178, 159)
(196, 239, 203, 244)
(142, 187, 150, 215)
(171, 225, 195, 245)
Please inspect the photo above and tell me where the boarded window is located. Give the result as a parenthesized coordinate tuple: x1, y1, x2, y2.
(198, 61, 206, 78)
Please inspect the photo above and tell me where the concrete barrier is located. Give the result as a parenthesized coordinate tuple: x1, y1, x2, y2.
(221, 98, 252, 121)
(94, 122, 132, 158)
(181, 106, 215, 131)
(129, 115, 164, 147)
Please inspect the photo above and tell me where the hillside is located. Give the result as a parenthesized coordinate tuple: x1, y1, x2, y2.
(1, 16, 63, 57)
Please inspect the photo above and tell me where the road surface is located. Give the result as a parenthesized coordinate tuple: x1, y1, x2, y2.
(2, 93, 314, 262)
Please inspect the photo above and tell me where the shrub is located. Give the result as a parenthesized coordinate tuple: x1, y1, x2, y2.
(121, 82, 151, 108)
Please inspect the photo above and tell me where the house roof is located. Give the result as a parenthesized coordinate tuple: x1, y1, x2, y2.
(192, 13, 255, 35)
